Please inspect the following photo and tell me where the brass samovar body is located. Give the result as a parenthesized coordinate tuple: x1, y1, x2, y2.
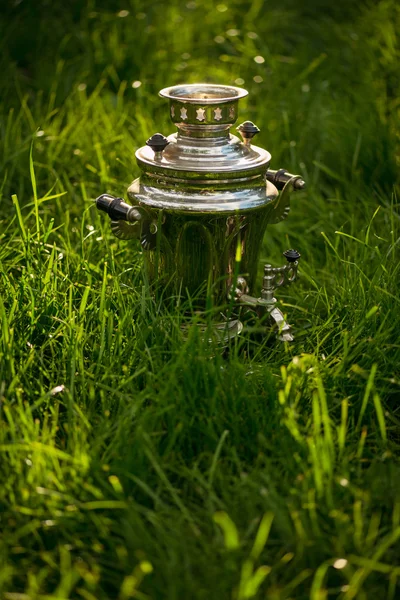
(96, 84, 305, 341)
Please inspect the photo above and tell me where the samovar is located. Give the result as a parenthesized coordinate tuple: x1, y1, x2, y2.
(96, 84, 305, 342)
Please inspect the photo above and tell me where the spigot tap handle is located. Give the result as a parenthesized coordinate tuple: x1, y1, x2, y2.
(283, 249, 301, 263)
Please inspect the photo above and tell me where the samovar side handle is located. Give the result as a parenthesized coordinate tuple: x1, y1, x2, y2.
(266, 169, 306, 224)
(266, 169, 305, 191)
(96, 194, 153, 241)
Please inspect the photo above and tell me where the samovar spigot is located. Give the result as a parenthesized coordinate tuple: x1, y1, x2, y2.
(235, 249, 301, 342)
(261, 249, 301, 303)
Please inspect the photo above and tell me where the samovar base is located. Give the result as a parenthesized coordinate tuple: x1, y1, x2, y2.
(180, 317, 243, 346)
(211, 318, 243, 344)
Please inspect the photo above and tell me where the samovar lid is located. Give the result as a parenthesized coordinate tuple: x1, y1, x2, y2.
(135, 83, 271, 181)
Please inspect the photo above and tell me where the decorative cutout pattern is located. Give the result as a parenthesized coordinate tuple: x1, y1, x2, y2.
(196, 108, 206, 121)
(169, 104, 238, 123)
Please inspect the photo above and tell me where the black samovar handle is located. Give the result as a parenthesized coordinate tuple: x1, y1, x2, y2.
(95, 194, 154, 242)
(266, 169, 306, 191)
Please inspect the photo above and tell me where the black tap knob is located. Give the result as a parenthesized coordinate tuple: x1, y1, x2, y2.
(283, 249, 301, 263)
(146, 133, 170, 155)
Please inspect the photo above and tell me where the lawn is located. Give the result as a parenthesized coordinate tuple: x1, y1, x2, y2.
(0, 1, 400, 598)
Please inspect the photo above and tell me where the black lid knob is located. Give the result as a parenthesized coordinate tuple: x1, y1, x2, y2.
(146, 133, 170, 154)
(283, 249, 301, 262)
(236, 121, 260, 144)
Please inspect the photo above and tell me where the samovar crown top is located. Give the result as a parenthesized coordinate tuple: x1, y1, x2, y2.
(135, 82, 272, 180)
(158, 83, 247, 130)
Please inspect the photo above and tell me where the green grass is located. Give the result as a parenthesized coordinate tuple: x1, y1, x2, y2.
(1, 0, 400, 598)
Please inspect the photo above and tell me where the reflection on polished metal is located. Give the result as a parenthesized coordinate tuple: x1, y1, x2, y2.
(95, 83, 306, 342)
